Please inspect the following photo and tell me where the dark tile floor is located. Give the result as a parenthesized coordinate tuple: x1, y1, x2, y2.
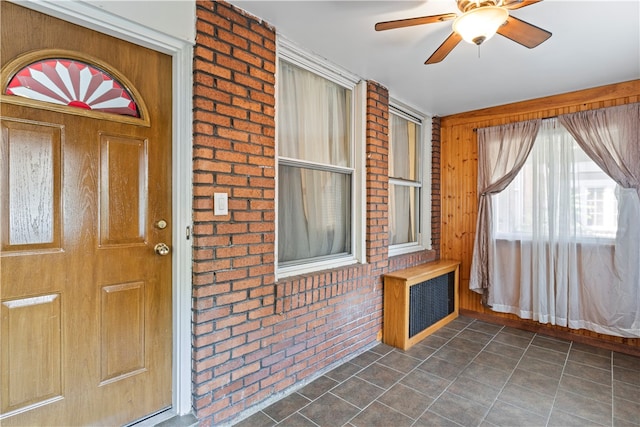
(234, 316, 640, 427)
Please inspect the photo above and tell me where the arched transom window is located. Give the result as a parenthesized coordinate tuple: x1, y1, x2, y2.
(5, 58, 139, 117)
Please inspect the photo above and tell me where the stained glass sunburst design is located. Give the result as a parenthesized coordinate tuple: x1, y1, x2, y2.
(5, 59, 139, 117)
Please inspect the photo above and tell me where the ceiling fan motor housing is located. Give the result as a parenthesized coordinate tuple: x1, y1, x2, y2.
(457, 0, 501, 13)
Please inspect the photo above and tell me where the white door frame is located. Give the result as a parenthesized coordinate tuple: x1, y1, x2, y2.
(10, 0, 194, 417)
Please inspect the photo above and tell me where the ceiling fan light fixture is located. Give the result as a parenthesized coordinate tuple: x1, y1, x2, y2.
(452, 6, 509, 45)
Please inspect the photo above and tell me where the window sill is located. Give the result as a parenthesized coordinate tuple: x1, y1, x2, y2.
(389, 242, 429, 258)
(495, 236, 615, 246)
(276, 255, 360, 280)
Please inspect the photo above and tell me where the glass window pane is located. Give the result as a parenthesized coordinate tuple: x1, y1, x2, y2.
(278, 61, 351, 167)
(389, 114, 418, 181)
(494, 124, 618, 239)
(389, 184, 419, 245)
(278, 165, 351, 263)
(6, 58, 140, 117)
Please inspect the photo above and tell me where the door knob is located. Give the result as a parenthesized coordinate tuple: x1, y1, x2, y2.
(154, 243, 170, 256)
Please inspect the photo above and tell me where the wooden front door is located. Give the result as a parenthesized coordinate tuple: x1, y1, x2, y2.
(0, 3, 173, 425)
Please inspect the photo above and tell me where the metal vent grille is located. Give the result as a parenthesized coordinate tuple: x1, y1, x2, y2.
(408, 272, 455, 338)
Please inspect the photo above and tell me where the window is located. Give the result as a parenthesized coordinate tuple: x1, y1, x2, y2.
(276, 40, 364, 277)
(5, 58, 140, 117)
(388, 104, 431, 255)
(494, 119, 618, 240)
(586, 188, 605, 227)
(474, 105, 640, 337)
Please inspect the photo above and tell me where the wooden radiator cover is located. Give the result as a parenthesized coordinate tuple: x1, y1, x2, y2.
(383, 259, 460, 350)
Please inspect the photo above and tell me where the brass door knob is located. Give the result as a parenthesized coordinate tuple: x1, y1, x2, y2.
(154, 243, 171, 256)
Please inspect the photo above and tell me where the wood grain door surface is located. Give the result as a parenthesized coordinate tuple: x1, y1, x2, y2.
(0, 3, 173, 425)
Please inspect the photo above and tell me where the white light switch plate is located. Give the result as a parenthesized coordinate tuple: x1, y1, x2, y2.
(214, 193, 228, 216)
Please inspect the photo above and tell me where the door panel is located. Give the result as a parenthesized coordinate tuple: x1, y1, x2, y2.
(0, 3, 172, 425)
(100, 281, 145, 384)
(1, 294, 62, 413)
(99, 133, 148, 246)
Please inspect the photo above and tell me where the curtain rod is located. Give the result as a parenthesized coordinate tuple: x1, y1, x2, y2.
(471, 102, 639, 133)
(472, 114, 562, 132)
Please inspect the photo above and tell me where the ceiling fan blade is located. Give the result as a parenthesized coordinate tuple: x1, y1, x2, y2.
(375, 13, 457, 31)
(497, 15, 551, 48)
(425, 32, 462, 64)
(501, 0, 543, 10)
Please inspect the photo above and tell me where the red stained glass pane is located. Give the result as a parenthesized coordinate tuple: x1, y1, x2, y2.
(5, 59, 139, 117)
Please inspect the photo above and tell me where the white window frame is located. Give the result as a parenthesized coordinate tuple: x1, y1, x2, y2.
(275, 37, 366, 279)
(388, 100, 432, 257)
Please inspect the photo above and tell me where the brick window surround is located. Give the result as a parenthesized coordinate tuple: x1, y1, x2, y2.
(192, 1, 441, 424)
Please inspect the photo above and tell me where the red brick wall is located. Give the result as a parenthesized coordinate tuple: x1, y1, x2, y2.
(366, 81, 390, 274)
(192, 1, 438, 424)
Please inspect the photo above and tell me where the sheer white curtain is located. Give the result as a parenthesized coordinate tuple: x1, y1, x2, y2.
(489, 117, 640, 337)
(277, 61, 351, 263)
(560, 103, 640, 336)
(389, 114, 414, 245)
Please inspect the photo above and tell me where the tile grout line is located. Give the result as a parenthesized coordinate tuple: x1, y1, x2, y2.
(338, 348, 401, 426)
(339, 319, 476, 426)
(398, 319, 499, 426)
(251, 318, 636, 427)
(611, 349, 614, 427)
(317, 345, 397, 426)
(255, 344, 378, 426)
(473, 326, 537, 426)
(278, 409, 319, 427)
(406, 320, 478, 426)
(544, 338, 572, 427)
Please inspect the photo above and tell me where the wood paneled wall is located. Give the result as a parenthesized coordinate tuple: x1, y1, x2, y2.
(440, 80, 640, 353)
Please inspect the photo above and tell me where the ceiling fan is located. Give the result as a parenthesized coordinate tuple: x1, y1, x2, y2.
(375, 0, 551, 64)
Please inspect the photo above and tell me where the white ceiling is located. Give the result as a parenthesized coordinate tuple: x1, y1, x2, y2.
(230, 0, 640, 116)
